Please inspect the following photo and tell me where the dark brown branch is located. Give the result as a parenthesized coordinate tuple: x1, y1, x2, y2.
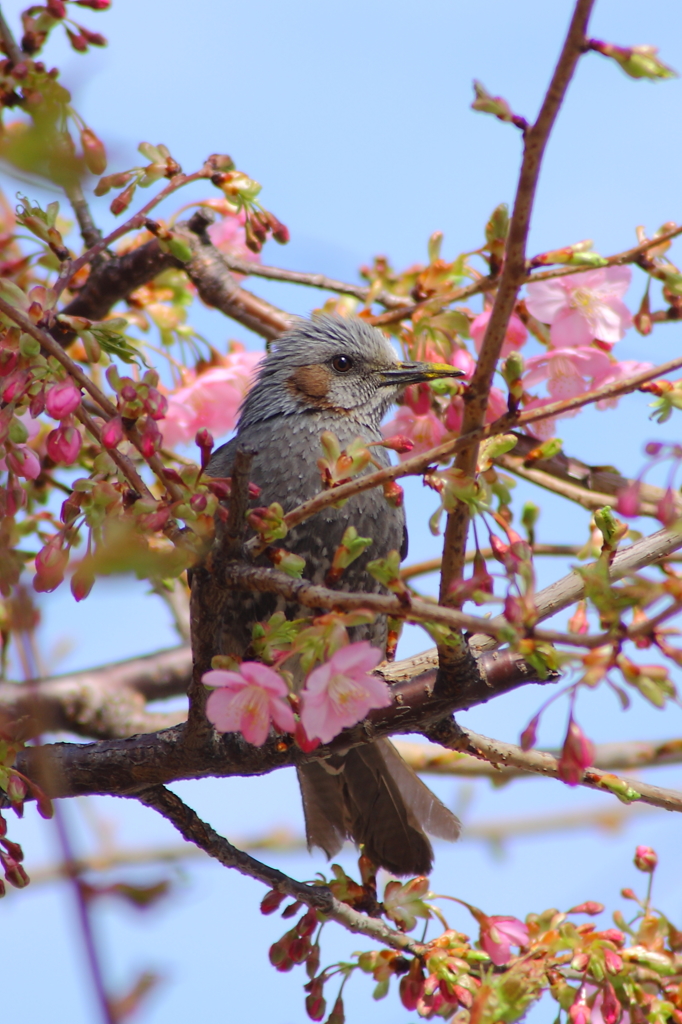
(64, 182, 103, 251)
(440, 0, 595, 606)
(135, 785, 424, 953)
(15, 648, 550, 799)
(0, 5, 23, 64)
(55, 210, 292, 346)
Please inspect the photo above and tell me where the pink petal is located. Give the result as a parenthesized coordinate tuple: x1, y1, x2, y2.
(269, 696, 296, 734)
(492, 916, 529, 945)
(590, 297, 632, 343)
(525, 278, 570, 324)
(202, 668, 248, 690)
(598, 264, 632, 297)
(329, 641, 383, 677)
(481, 932, 511, 966)
(239, 661, 289, 695)
(550, 307, 595, 348)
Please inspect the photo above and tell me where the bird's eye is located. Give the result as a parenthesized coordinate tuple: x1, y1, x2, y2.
(331, 354, 353, 373)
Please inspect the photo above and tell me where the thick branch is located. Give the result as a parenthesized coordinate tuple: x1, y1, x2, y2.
(14, 648, 551, 798)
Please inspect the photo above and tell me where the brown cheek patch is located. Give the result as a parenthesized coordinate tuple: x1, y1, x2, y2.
(287, 364, 336, 406)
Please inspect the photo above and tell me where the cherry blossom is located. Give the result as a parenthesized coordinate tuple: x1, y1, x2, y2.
(46, 423, 82, 465)
(299, 642, 390, 744)
(525, 266, 632, 348)
(471, 308, 528, 357)
(382, 404, 446, 459)
(480, 915, 529, 965)
(203, 662, 296, 747)
(161, 347, 262, 447)
(445, 386, 507, 435)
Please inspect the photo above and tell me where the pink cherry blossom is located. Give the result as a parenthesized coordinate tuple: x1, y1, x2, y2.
(523, 346, 613, 401)
(444, 386, 507, 435)
(480, 916, 529, 966)
(592, 358, 653, 409)
(382, 405, 446, 459)
(525, 266, 632, 348)
(471, 308, 528, 357)
(204, 662, 296, 747)
(558, 718, 594, 786)
(161, 347, 262, 447)
(300, 642, 390, 744)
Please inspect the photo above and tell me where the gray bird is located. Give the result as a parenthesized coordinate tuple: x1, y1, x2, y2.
(207, 315, 463, 876)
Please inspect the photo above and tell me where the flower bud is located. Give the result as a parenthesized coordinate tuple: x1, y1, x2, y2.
(101, 415, 124, 449)
(139, 416, 161, 459)
(195, 427, 214, 469)
(615, 481, 640, 518)
(6, 444, 41, 480)
(34, 538, 69, 593)
(260, 889, 285, 915)
(6, 775, 27, 803)
(144, 386, 168, 421)
(603, 947, 623, 974)
(558, 718, 594, 786)
(634, 845, 658, 873)
(45, 377, 81, 419)
(71, 563, 95, 602)
(46, 424, 82, 465)
(80, 127, 107, 175)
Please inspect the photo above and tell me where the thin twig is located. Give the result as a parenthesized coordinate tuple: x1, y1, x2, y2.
(426, 719, 682, 814)
(0, 4, 22, 64)
(248, 351, 682, 546)
(440, 0, 596, 606)
(65, 182, 103, 251)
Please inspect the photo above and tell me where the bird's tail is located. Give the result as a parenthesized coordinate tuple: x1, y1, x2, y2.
(297, 738, 460, 877)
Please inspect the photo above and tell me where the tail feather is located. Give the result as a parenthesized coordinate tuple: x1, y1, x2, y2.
(297, 741, 460, 876)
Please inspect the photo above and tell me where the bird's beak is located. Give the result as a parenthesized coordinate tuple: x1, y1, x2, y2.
(378, 361, 465, 388)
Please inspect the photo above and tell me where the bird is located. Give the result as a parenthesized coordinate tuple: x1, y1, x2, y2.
(206, 314, 464, 876)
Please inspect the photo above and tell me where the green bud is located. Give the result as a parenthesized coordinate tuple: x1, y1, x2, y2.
(594, 505, 619, 546)
(477, 433, 517, 472)
(167, 237, 194, 263)
(19, 333, 41, 357)
(502, 351, 524, 384)
(594, 41, 678, 81)
(8, 418, 28, 443)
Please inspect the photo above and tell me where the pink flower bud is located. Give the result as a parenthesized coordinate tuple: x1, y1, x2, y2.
(399, 960, 425, 1011)
(634, 845, 658, 872)
(0, 350, 18, 377)
(569, 901, 604, 916)
(656, 487, 678, 527)
(260, 889, 285, 915)
(144, 386, 168, 421)
(34, 539, 69, 593)
(6, 445, 41, 480)
(6, 774, 27, 803)
(404, 383, 432, 415)
(71, 563, 95, 602)
(603, 947, 623, 974)
(600, 981, 621, 1024)
(615, 481, 640, 518)
(381, 435, 415, 454)
(600, 929, 625, 946)
(45, 377, 81, 419)
(1, 852, 29, 888)
(101, 415, 124, 449)
(645, 441, 664, 456)
(46, 424, 82, 465)
(558, 718, 594, 786)
(138, 507, 171, 532)
(195, 427, 214, 469)
(2, 485, 26, 517)
(120, 383, 138, 403)
(520, 714, 539, 751)
(139, 416, 161, 459)
(2, 369, 30, 402)
(189, 493, 207, 513)
(29, 387, 45, 418)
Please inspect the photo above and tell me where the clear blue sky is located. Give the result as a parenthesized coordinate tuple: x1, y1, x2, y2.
(2, 1, 682, 1022)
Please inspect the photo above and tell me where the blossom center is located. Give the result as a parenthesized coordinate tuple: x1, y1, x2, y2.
(328, 673, 365, 710)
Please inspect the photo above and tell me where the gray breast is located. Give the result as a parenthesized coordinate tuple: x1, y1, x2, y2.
(207, 410, 406, 667)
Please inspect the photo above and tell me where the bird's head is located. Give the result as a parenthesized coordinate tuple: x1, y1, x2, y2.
(238, 315, 464, 429)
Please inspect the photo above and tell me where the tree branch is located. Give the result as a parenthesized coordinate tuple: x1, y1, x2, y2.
(135, 784, 424, 954)
(440, 0, 596, 606)
(425, 718, 682, 814)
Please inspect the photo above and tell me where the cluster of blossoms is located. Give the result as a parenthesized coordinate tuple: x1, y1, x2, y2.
(204, 640, 390, 748)
(383, 264, 649, 452)
(261, 844, 682, 1024)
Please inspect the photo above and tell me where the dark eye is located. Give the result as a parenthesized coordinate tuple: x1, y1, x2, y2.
(331, 354, 353, 373)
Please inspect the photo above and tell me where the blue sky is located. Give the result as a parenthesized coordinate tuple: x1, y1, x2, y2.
(2, 1, 682, 1022)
